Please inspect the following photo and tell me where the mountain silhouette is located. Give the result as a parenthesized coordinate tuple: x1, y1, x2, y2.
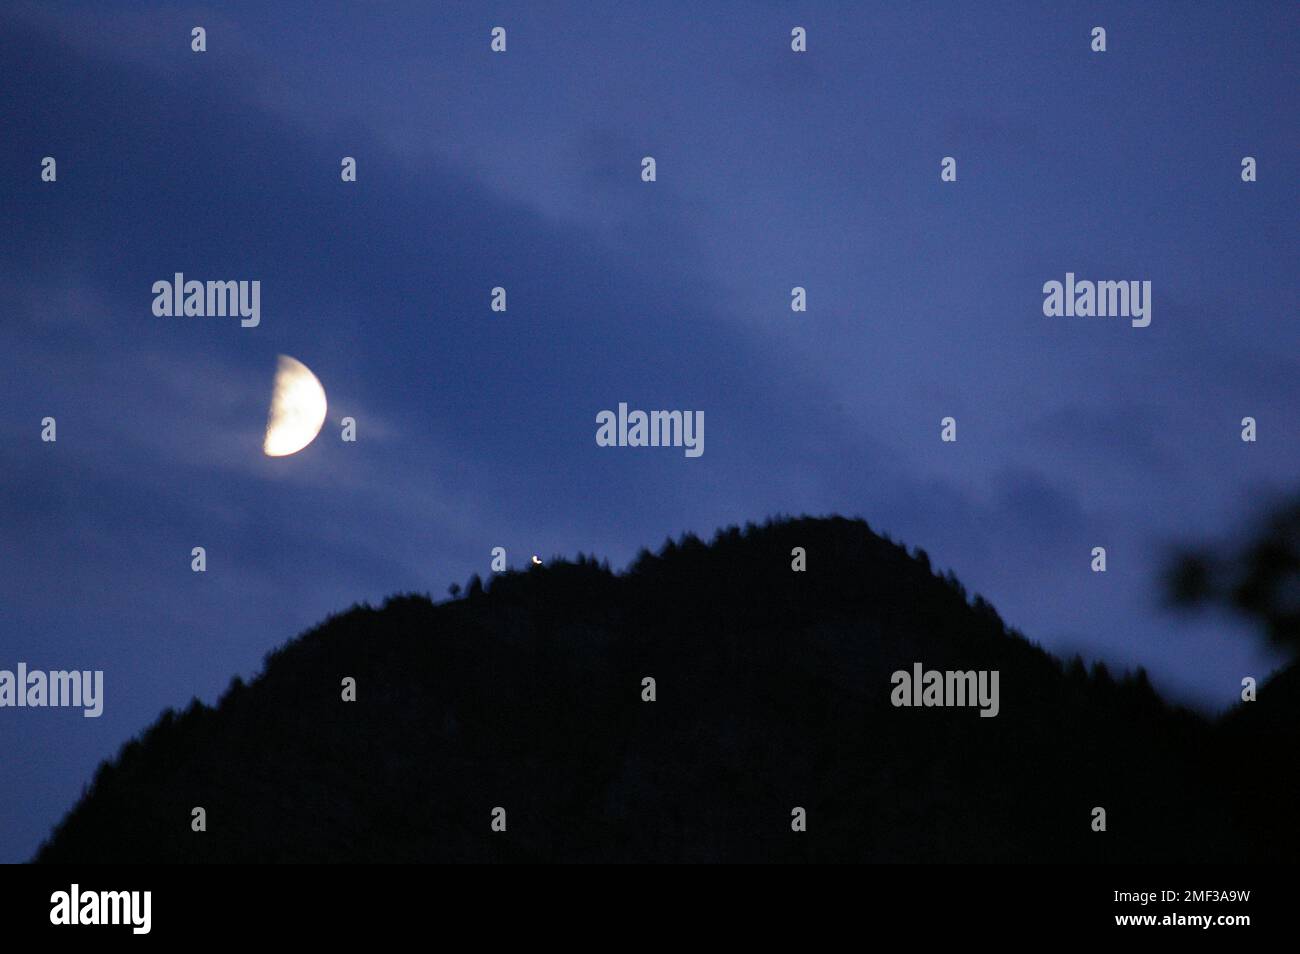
(34, 516, 1299, 862)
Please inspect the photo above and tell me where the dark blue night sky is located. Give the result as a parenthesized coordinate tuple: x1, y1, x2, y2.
(1, 2, 1296, 861)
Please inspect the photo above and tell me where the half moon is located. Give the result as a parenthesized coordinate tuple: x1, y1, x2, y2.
(263, 355, 328, 457)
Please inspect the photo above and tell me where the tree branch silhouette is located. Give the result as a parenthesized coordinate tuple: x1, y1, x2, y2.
(1167, 495, 1300, 650)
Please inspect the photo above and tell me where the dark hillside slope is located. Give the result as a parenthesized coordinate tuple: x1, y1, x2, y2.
(35, 516, 1287, 862)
